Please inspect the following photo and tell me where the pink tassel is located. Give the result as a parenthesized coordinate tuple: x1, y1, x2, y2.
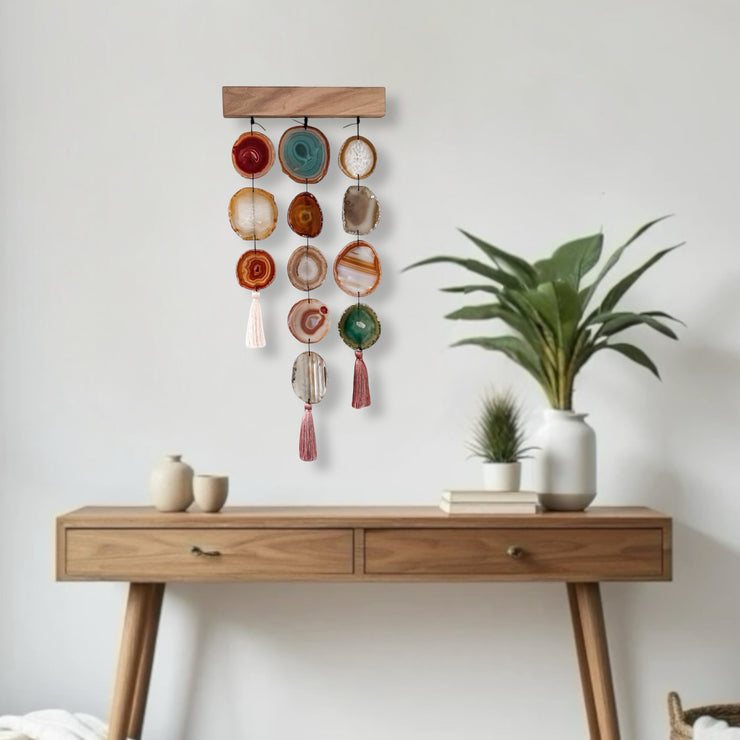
(299, 403, 317, 461)
(352, 349, 371, 409)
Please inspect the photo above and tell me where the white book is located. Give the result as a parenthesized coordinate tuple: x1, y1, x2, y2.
(439, 500, 539, 515)
(443, 489, 538, 503)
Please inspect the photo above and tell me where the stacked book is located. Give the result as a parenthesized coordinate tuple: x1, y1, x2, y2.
(440, 489, 539, 514)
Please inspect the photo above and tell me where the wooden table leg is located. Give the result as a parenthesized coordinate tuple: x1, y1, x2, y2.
(108, 583, 164, 740)
(567, 582, 620, 740)
(127, 583, 165, 740)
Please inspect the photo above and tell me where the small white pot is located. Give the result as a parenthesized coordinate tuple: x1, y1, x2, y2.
(193, 475, 229, 513)
(482, 462, 521, 492)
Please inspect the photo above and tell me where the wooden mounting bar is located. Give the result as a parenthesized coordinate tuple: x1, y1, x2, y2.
(222, 86, 386, 119)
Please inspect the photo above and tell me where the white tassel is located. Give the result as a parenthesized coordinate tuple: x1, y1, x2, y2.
(246, 290, 266, 348)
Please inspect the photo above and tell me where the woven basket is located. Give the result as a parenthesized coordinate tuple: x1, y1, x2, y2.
(669, 692, 740, 739)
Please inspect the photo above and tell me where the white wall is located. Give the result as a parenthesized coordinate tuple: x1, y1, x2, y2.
(2, 0, 739, 737)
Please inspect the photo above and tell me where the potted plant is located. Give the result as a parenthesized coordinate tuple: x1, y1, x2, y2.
(405, 217, 682, 509)
(468, 390, 533, 491)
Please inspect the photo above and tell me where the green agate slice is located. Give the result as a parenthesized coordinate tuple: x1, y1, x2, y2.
(338, 304, 380, 350)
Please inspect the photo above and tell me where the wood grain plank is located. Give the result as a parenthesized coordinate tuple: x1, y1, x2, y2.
(222, 87, 386, 118)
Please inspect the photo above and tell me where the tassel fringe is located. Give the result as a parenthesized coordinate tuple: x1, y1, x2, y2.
(352, 349, 371, 409)
(246, 291, 266, 348)
(299, 403, 317, 461)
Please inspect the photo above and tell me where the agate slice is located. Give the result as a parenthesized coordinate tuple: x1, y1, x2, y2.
(236, 249, 276, 290)
(342, 185, 380, 235)
(287, 245, 327, 291)
(287, 192, 323, 238)
(292, 351, 327, 404)
(287, 299, 330, 343)
(338, 304, 381, 350)
(279, 126, 330, 184)
(334, 240, 381, 297)
(232, 131, 275, 179)
(228, 188, 278, 240)
(338, 136, 377, 179)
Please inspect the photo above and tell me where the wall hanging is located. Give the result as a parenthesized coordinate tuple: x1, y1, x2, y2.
(223, 86, 386, 460)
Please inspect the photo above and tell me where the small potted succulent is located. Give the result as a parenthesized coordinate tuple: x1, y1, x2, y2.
(468, 391, 534, 491)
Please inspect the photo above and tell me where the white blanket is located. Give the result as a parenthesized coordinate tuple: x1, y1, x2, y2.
(694, 715, 740, 739)
(0, 710, 131, 740)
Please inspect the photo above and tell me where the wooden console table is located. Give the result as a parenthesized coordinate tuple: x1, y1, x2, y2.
(56, 506, 671, 740)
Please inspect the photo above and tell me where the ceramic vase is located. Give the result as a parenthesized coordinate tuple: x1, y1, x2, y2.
(482, 462, 521, 492)
(149, 454, 194, 512)
(530, 410, 596, 511)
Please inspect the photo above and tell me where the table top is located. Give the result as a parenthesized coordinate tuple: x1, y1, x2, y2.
(57, 505, 670, 529)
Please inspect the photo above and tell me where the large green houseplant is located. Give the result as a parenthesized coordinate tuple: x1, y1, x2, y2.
(405, 217, 682, 410)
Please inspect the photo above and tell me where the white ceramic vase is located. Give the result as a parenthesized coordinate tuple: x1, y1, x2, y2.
(530, 410, 596, 511)
(149, 454, 194, 512)
(482, 462, 521, 492)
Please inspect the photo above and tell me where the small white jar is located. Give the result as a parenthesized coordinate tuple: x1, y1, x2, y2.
(149, 454, 194, 512)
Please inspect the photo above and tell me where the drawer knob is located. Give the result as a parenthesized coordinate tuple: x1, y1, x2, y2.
(190, 545, 221, 557)
(507, 545, 525, 559)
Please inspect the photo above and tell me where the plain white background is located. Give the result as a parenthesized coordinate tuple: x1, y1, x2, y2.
(2, 1, 739, 737)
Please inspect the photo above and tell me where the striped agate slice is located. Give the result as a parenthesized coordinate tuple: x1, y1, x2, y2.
(287, 299, 330, 343)
(228, 188, 278, 240)
(287, 245, 327, 291)
(232, 131, 275, 179)
(333, 241, 381, 297)
(236, 250, 276, 290)
(343, 185, 380, 235)
(288, 192, 323, 238)
(279, 126, 330, 184)
(291, 351, 327, 404)
(338, 136, 377, 179)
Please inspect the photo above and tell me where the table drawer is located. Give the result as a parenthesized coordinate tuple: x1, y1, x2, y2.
(63, 528, 354, 581)
(364, 527, 665, 580)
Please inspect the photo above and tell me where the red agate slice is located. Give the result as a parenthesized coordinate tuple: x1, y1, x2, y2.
(236, 249, 276, 290)
(232, 132, 275, 179)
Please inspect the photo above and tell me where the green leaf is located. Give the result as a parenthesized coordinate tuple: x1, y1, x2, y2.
(440, 284, 500, 295)
(458, 229, 538, 288)
(534, 233, 603, 290)
(451, 335, 547, 384)
(601, 244, 683, 311)
(445, 304, 535, 339)
(403, 255, 521, 289)
(580, 215, 672, 308)
(522, 281, 582, 348)
(598, 342, 661, 379)
(588, 311, 679, 340)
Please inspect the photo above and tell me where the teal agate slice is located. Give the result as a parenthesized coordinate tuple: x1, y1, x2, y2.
(338, 304, 380, 350)
(279, 126, 330, 184)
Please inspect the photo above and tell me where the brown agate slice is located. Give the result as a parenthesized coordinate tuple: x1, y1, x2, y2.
(334, 241, 381, 297)
(287, 192, 323, 238)
(287, 245, 328, 291)
(343, 186, 380, 235)
(287, 299, 330, 343)
(236, 249, 276, 290)
(232, 132, 275, 179)
(338, 136, 377, 179)
(228, 188, 278, 240)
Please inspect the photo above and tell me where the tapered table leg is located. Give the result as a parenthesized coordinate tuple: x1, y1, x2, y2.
(108, 583, 163, 740)
(127, 583, 165, 739)
(567, 582, 620, 740)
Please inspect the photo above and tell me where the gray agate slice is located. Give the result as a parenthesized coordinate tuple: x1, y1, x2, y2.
(342, 186, 380, 235)
(291, 351, 327, 404)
